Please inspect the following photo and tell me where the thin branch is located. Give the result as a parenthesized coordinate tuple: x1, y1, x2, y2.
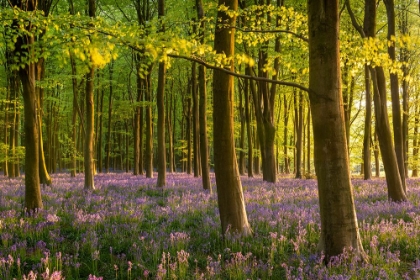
(167, 54, 310, 92)
(345, 0, 365, 37)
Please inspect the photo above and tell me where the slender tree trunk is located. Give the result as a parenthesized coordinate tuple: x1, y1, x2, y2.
(363, 65, 372, 179)
(98, 72, 105, 173)
(156, 0, 166, 187)
(166, 89, 174, 173)
(145, 73, 154, 178)
(35, 59, 52, 186)
(306, 106, 311, 175)
(412, 100, 419, 177)
(370, 67, 406, 201)
(295, 91, 303, 179)
(283, 93, 290, 174)
(308, 0, 366, 261)
(106, 62, 114, 173)
(84, 66, 95, 189)
(196, 0, 211, 190)
(213, 0, 251, 236)
(383, 0, 406, 191)
(192, 63, 200, 177)
(186, 96, 192, 175)
(244, 69, 253, 177)
(239, 80, 246, 175)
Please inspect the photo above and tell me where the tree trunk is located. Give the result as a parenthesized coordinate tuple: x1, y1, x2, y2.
(106, 61, 113, 173)
(283, 93, 290, 174)
(145, 73, 154, 178)
(308, 0, 365, 261)
(383, 0, 406, 191)
(213, 0, 251, 236)
(11, 0, 43, 210)
(196, 0, 211, 191)
(244, 69, 253, 177)
(363, 65, 372, 179)
(35, 59, 52, 186)
(192, 63, 201, 177)
(306, 106, 311, 176)
(370, 67, 406, 201)
(239, 80, 246, 175)
(84, 65, 95, 189)
(156, 0, 166, 187)
(412, 100, 419, 177)
(295, 91, 303, 179)
(166, 86, 174, 173)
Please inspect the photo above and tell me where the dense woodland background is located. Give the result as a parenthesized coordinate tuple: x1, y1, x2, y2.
(1, 0, 419, 183)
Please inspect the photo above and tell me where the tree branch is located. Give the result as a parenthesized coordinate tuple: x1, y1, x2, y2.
(167, 54, 309, 92)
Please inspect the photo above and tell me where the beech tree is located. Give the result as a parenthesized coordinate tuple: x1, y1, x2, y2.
(9, 0, 43, 210)
(213, 0, 252, 236)
(308, 0, 366, 260)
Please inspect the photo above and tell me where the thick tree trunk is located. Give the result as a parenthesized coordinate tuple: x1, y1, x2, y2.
(213, 0, 251, 236)
(166, 88, 174, 173)
(308, 0, 365, 261)
(21, 66, 43, 210)
(363, 65, 372, 179)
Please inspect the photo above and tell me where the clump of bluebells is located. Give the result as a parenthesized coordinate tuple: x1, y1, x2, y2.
(0, 173, 419, 279)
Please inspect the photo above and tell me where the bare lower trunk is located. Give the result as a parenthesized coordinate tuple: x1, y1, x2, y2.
(213, 0, 251, 236)
(308, 0, 365, 261)
(84, 66, 95, 190)
(363, 65, 372, 180)
(370, 67, 406, 201)
(157, 60, 166, 187)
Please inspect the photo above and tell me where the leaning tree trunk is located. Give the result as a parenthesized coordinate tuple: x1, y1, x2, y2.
(370, 67, 406, 201)
(213, 0, 251, 236)
(308, 0, 366, 261)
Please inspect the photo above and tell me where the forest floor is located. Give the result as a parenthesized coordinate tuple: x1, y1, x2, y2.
(1, 173, 420, 279)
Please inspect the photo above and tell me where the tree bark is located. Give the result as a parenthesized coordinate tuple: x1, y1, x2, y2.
(213, 0, 251, 236)
(383, 0, 406, 190)
(145, 73, 154, 178)
(244, 68, 253, 178)
(156, 0, 166, 187)
(308, 0, 365, 261)
(295, 91, 303, 179)
(196, 0, 211, 191)
(106, 62, 113, 173)
(363, 65, 372, 179)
